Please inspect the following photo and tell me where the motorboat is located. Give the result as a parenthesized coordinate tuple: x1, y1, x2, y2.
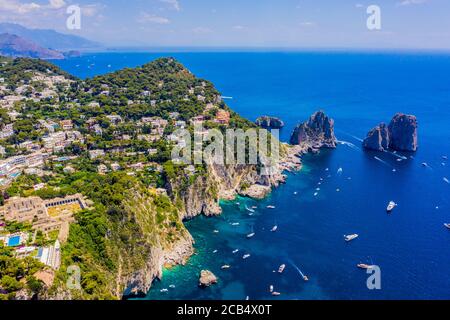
(386, 201, 397, 213)
(278, 264, 286, 273)
(344, 234, 359, 242)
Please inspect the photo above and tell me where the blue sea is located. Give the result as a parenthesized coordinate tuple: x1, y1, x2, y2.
(53, 51, 450, 300)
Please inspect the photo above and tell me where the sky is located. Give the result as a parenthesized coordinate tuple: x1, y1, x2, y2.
(0, 0, 450, 49)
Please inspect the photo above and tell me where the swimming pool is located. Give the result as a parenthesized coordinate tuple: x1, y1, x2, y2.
(7, 235, 21, 247)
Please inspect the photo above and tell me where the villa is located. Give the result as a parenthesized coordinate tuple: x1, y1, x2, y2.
(215, 110, 230, 125)
(60, 120, 74, 131)
(0, 194, 87, 234)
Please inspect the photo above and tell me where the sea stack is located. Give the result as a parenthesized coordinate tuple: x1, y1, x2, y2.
(199, 270, 218, 287)
(290, 111, 337, 149)
(363, 113, 418, 152)
(255, 116, 285, 129)
(363, 123, 390, 151)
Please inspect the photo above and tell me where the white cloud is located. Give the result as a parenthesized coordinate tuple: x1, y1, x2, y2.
(397, 0, 428, 6)
(0, 0, 41, 14)
(232, 25, 245, 30)
(159, 0, 180, 11)
(48, 0, 65, 9)
(82, 4, 104, 17)
(138, 12, 170, 24)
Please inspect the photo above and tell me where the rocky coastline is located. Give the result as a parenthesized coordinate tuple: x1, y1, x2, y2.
(255, 116, 285, 129)
(123, 110, 336, 298)
(290, 111, 337, 151)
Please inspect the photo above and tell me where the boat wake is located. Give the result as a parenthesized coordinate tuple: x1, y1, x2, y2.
(384, 150, 408, 161)
(337, 140, 360, 151)
(288, 260, 307, 280)
(374, 156, 393, 168)
(337, 131, 364, 142)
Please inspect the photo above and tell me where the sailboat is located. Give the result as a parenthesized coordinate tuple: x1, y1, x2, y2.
(270, 225, 278, 232)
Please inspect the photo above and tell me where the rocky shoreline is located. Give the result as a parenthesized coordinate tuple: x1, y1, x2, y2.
(124, 111, 336, 298)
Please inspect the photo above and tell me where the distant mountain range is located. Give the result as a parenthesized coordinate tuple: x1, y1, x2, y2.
(0, 23, 100, 59)
(0, 33, 66, 59)
(0, 23, 100, 51)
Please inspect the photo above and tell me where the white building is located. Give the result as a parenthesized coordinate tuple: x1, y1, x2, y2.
(89, 149, 105, 159)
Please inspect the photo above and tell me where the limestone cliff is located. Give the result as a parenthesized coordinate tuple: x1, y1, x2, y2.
(363, 123, 390, 151)
(363, 113, 418, 152)
(255, 116, 285, 129)
(290, 111, 337, 150)
(388, 113, 418, 152)
(119, 189, 194, 297)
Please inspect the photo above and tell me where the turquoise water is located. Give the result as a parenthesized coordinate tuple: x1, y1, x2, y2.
(53, 51, 450, 299)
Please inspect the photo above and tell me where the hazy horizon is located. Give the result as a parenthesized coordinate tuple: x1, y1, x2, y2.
(1, 0, 450, 50)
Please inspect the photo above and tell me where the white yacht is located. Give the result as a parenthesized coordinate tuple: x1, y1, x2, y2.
(344, 234, 359, 242)
(386, 201, 397, 213)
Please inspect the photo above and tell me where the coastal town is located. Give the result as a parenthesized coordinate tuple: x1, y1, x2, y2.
(1, 56, 288, 300)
